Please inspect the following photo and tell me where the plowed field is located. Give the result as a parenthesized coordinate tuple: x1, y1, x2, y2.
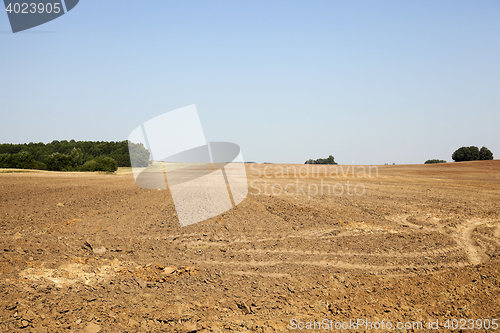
(1, 161, 499, 332)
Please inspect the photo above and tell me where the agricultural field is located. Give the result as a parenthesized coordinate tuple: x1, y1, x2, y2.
(1, 161, 499, 332)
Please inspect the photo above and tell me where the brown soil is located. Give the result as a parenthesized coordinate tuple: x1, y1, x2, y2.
(1, 161, 499, 332)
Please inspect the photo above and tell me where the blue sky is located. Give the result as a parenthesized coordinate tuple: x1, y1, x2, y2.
(1, 1, 499, 164)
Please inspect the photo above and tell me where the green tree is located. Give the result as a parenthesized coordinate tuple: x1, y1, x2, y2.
(479, 146, 494, 160)
(70, 147, 84, 167)
(128, 142, 150, 167)
(469, 146, 480, 161)
(13, 151, 35, 169)
(0, 153, 13, 168)
(44, 153, 72, 171)
(325, 155, 337, 165)
(452, 147, 469, 162)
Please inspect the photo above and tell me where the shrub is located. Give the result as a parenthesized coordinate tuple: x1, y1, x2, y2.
(97, 157, 118, 172)
(34, 161, 47, 170)
(78, 157, 117, 172)
(79, 160, 97, 172)
(424, 159, 446, 164)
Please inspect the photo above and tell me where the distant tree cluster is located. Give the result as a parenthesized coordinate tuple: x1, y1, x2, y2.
(0, 140, 150, 172)
(304, 155, 338, 165)
(424, 159, 447, 164)
(452, 146, 493, 162)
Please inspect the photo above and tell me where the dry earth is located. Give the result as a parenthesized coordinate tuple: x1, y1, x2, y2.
(1, 161, 500, 332)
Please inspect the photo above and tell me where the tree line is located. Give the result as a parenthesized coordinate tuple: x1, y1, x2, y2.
(0, 140, 149, 172)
